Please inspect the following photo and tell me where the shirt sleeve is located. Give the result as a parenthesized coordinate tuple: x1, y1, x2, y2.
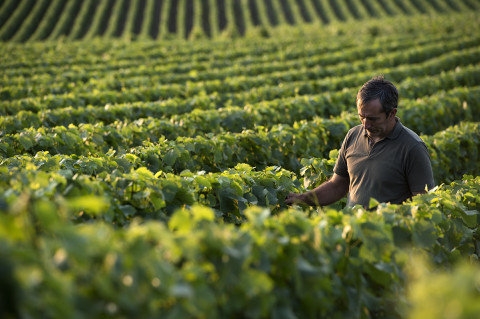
(333, 132, 350, 178)
(405, 142, 435, 192)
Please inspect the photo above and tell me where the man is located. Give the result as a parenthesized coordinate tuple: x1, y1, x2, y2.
(285, 76, 435, 208)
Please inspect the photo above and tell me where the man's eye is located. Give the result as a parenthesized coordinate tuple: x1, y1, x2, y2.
(360, 116, 378, 122)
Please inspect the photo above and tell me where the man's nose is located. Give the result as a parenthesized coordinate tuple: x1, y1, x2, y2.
(362, 118, 371, 129)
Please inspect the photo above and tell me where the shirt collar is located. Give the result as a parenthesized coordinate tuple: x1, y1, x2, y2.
(386, 117, 402, 140)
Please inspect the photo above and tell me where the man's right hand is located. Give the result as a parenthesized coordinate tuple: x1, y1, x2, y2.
(284, 173, 349, 207)
(285, 192, 306, 205)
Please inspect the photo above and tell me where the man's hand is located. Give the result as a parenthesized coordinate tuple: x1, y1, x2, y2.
(284, 173, 349, 207)
(285, 192, 306, 205)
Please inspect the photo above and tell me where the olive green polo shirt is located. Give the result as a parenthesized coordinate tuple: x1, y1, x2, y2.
(334, 119, 435, 207)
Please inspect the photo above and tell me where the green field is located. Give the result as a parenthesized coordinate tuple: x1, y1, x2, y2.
(1, 1, 480, 318)
(1, 0, 480, 41)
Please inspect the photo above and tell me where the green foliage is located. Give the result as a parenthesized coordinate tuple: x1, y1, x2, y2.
(0, 176, 479, 318)
(0, 153, 303, 225)
(1, 0, 479, 42)
(406, 257, 480, 319)
(1, 9, 480, 319)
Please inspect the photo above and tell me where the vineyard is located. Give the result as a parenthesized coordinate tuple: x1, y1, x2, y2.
(2, 0, 480, 318)
(1, 0, 480, 41)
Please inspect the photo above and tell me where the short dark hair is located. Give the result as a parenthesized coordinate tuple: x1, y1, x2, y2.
(357, 75, 398, 115)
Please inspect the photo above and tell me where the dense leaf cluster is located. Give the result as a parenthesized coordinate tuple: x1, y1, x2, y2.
(1, 121, 479, 228)
(1, 176, 478, 318)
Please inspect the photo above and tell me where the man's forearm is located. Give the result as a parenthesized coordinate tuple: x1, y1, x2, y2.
(301, 180, 347, 206)
(285, 173, 349, 207)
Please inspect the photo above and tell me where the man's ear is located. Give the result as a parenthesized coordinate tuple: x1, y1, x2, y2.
(389, 108, 398, 118)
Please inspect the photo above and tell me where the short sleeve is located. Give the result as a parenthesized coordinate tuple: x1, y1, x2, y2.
(405, 142, 435, 192)
(334, 133, 350, 178)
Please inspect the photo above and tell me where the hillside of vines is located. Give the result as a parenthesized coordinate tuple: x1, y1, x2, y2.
(2, 1, 480, 318)
(0, 0, 480, 41)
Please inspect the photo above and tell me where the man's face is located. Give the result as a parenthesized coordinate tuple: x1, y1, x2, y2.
(357, 98, 396, 140)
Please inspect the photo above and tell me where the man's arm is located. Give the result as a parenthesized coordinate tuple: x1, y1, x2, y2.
(407, 143, 435, 198)
(285, 173, 349, 206)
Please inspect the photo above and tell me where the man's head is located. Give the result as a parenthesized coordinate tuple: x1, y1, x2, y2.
(357, 75, 398, 116)
(357, 76, 398, 140)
